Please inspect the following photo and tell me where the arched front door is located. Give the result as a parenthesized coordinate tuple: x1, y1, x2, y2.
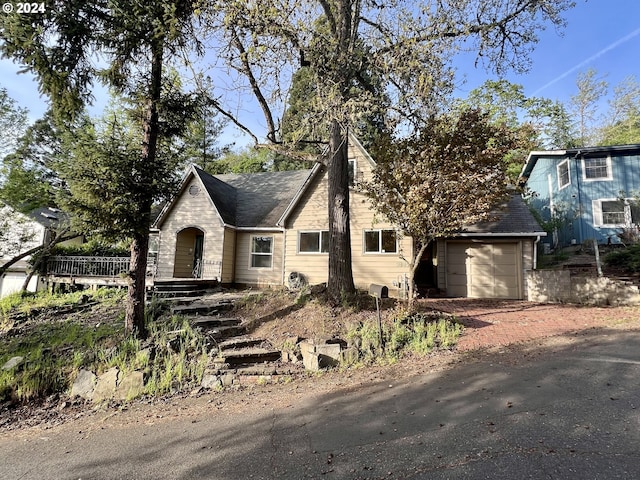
(173, 227, 205, 278)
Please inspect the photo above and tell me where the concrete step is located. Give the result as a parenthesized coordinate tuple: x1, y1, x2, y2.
(218, 336, 265, 350)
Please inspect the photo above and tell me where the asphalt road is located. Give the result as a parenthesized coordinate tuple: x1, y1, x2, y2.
(2, 328, 640, 480)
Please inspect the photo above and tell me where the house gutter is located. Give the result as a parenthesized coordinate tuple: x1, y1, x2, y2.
(455, 232, 547, 238)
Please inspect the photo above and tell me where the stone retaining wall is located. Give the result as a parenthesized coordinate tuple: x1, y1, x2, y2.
(527, 270, 640, 306)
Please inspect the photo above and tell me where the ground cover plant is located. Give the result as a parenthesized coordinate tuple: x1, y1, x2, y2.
(0, 288, 210, 404)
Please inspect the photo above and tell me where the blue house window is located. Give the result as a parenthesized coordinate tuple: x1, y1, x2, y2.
(557, 160, 570, 189)
(583, 157, 611, 181)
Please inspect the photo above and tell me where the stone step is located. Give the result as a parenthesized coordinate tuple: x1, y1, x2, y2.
(218, 363, 304, 376)
(214, 347, 282, 366)
(171, 301, 233, 316)
(218, 336, 265, 350)
(205, 324, 247, 341)
(191, 316, 242, 329)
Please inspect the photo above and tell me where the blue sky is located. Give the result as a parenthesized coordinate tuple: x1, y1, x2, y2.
(1, 0, 639, 145)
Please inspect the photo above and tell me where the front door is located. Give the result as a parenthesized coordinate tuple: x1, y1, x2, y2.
(193, 234, 204, 278)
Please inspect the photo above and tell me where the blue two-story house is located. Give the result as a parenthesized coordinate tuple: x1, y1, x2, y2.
(519, 144, 640, 250)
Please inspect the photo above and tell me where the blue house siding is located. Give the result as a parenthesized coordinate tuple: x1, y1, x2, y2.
(521, 145, 640, 249)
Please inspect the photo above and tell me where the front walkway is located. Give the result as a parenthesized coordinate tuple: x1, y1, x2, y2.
(420, 298, 640, 351)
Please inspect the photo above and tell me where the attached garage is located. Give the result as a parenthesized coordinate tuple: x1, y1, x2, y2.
(446, 241, 521, 299)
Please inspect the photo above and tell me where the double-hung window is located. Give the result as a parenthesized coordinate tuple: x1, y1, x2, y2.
(583, 157, 612, 181)
(364, 229, 397, 254)
(299, 231, 329, 253)
(250, 236, 273, 268)
(593, 199, 640, 227)
(557, 160, 570, 189)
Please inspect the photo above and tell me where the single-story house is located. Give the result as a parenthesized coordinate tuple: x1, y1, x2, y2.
(151, 136, 545, 299)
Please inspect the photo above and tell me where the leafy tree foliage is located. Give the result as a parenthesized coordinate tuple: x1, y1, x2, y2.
(362, 109, 517, 306)
(212, 0, 573, 302)
(570, 68, 608, 147)
(456, 79, 578, 181)
(0, 0, 205, 336)
(205, 147, 273, 174)
(0, 87, 28, 160)
(600, 75, 640, 145)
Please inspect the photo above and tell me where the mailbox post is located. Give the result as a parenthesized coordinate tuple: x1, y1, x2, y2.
(369, 284, 388, 350)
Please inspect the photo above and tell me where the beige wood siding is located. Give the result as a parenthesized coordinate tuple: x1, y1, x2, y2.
(445, 241, 522, 299)
(221, 227, 236, 283)
(284, 145, 412, 295)
(234, 231, 284, 287)
(156, 177, 226, 279)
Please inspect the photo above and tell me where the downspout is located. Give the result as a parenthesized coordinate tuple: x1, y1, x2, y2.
(533, 235, 541, 269)
(574, 152, 585, 244)
(281, 227, 287, 287)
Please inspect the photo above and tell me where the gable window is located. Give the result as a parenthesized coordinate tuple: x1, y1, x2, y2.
(583, 157, 611, 181)
(557, 160, 570, 189)
(250, 236, 273, 268)
(348, 158, 356, 186)
(299, 231, 329, 253)
(593, 199, 640, 227)
(364, 229, 397, 254)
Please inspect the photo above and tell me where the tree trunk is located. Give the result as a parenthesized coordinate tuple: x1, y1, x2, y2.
(125, 231, 150, 337)
(327, 120, 355, 302)
(124, 36, 163, 338)
(407, 241, 431, 311)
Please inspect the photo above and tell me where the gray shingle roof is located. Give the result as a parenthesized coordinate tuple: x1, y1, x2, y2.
(195, 168, 313, 228)
(461, 194, 545, 235)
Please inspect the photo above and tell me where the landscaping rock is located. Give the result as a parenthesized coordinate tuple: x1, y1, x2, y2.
(302, 351, 321, 371)
(1, 356, 24, 371)
(221, 373, 235, 387)
(115, 371, 145, 401)
(201, 374, 222, 390)
(92, 367, 120, 403)
(70, 369, 97, 400)
(299, 339, 344, 370)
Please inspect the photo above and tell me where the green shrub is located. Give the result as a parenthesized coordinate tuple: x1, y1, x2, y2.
(604, 244, 640, 273)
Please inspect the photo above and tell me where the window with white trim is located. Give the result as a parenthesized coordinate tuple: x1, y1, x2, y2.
(348, 158, 356, 186)
(250, 236, 273, 268)
(298, 231, 329, 253)
(582, 156, 612, 181)
(364, 229, 397, 253)
(557, 160, 570, 189)
(593, 199, 640, 227)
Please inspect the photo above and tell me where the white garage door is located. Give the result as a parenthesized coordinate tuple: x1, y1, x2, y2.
(446, 242, 521, 299)
(0, 272, 27, 298)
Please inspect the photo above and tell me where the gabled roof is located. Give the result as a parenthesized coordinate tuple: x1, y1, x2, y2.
(153, 164, 314, 229)
(520, 143, 640, 183)
(459, 194, 546, 237)
(26, 207, 69, 229)
(214, 169, 313, 227)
